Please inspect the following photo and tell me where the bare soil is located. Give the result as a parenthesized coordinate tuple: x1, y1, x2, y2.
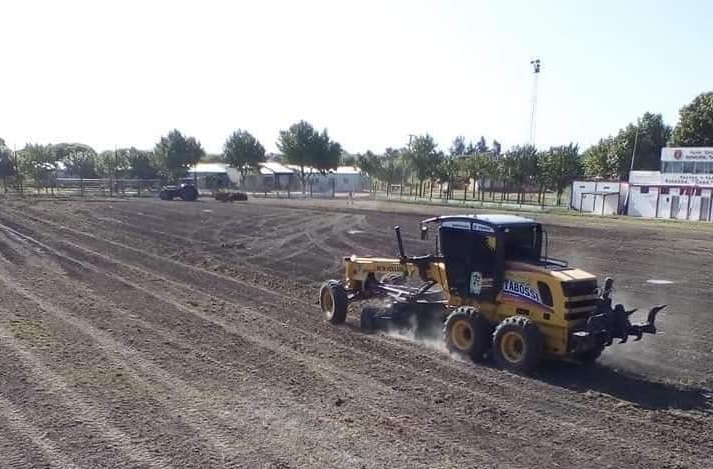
(0, 197, 711, 469)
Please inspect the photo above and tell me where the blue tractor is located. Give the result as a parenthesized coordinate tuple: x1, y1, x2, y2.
(158, 182, 198, 201)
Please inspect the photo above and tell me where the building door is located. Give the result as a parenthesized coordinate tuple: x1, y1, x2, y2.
(670, 196, 680, 219)
(700, 197, 711, 221)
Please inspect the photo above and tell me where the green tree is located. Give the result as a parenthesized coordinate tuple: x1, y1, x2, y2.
(671, 91, 713, 146)
(153, 130, 205, 181)
(583, 113, 671, 180)
(449, 136, 467, 156)
(504, 145, 538, 204)
(0, 142, 15, 192)
(341, 153, 357, 166)
(540, 143, 581, 205)
(355, 150, 382, 193)
(97, 149, 130, 178)
(616, 113, 671, 175)
(582, 137, 618, 179)
(427, 150, 445, 200)
(437, 153, 458, 200)
(381, 147, 402, 195)
(54, 143, 98, 180)
(124, 148, 159, 179)
(223, 130, 266, 183)
(277, 120, 342, 192)
(462, 152, 496, 200)
(476, 136, 489, 154)
(405, 134, 439, 197)
(18, 143, 58, 190)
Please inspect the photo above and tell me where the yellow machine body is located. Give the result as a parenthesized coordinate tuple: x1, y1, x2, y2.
(343, 255, 599, 358)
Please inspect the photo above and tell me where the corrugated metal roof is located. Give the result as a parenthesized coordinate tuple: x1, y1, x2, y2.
(189, 162, 228, 174)
(260, 162, 294, 174)
(284, 165, 362, 175)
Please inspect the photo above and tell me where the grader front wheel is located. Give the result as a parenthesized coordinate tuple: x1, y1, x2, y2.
(444, 307, 492, 362)
(319, 280, 348, 324)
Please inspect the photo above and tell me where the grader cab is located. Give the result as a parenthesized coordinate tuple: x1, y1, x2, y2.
(319, 214, 665, 374)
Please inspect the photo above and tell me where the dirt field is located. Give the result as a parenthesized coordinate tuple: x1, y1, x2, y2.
(0, 197, 711, 469)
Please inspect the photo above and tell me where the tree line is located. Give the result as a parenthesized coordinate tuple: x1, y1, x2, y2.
(1, 90, 712, 198)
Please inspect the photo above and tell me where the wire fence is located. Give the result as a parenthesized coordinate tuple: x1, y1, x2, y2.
(0, 178, 163, 198)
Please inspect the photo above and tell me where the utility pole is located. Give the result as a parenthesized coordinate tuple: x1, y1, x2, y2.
(529, 59, 541, 146)
(629, 127, 640, 176)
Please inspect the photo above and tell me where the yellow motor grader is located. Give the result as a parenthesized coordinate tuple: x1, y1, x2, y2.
(319, 214, 665, 373)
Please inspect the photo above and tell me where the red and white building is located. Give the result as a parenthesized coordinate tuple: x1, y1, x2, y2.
(628, 147, 713, 221)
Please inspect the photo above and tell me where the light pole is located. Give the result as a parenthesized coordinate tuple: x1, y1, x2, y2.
(629, 126, 640, 176)
(529, 59, 541, 146)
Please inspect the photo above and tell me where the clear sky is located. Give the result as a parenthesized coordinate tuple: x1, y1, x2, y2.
(1, 0, 711, 155)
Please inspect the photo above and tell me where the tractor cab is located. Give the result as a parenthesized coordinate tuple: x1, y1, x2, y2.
(420, 214, 547, 302)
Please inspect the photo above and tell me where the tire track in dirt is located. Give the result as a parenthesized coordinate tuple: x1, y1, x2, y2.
(6, 207, 712, 418)
(0, 270, 371, 469)
(1, 202, 712, 464)
(0, 220, 524, 468)
(0, 325, 176, 469)
(2, 211, 708, 464)
(0, 396, 81, 469)
(0, 236, 443, 468)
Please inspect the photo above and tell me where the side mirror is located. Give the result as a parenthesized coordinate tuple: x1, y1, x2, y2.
(420, 225, 428, 240)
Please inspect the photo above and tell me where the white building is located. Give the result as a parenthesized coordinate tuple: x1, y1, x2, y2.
(227, 162, 365, 193)
(628, 147, 713, 221)
(186, 162, 231, 190)
(290, 165, 366, 193)
(570, 180, 629, 215)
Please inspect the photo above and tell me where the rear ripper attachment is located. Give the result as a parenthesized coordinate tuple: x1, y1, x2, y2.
(568, 277, 666, 360)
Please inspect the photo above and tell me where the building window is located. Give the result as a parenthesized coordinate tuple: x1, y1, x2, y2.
(696, 188, 702, 196)
(692, 162, 713, 174)
(660, 187, 669, 195)
(682, 162, 694, 173)
(343, 177, 349, 184)
(640, 186, 649, 194)
(663, 161, 683, 173)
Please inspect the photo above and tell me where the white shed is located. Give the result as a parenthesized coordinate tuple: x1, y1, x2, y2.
(570, 180, 628, 215)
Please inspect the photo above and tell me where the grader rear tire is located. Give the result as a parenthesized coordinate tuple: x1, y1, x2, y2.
(443, 307, 492, 362)
(319, 280, 348, 325)
(492, 315, 544, 374)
